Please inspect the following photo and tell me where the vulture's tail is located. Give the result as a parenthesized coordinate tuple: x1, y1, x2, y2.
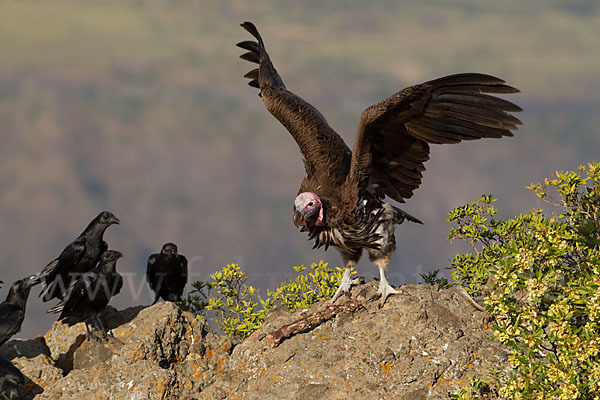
(237, 22, 285, 94)
(392, 206, 423, 225)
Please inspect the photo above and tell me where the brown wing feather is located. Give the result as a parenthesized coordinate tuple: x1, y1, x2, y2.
(346, 73, 522, 204)
(238, 22, 351, 184)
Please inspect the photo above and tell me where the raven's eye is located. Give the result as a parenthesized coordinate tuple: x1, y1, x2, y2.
(307, 202, 314, 207)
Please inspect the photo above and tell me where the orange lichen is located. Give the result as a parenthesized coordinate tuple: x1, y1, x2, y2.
(381, 362, 392, 374)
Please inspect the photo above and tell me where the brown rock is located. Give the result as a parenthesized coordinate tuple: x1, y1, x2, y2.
(12, 354, 63, 400)
(201, 282, 508, 399)
(10, 282, 507, 399)
(36, 357, 173, 400)
(31, 301, 230, 399)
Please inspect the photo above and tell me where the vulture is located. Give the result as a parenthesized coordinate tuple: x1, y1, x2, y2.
(237, 22, 522, 306)
(34, 211, 120, 302)
(48, 250, 124, 340)
(0, 355, 24, 400)
(0, 276, 38, 347)
(146, 243, 188, 305)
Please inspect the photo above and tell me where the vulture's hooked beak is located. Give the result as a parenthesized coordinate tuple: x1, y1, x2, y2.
(293, 209, 304, 228)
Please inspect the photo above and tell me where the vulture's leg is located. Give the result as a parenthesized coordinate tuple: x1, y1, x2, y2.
(368, 204, 401, 307)
(330, 258, 361, 304)
(369, 257, 400, 308)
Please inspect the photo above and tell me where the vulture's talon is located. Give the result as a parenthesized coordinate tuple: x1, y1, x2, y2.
(330, 267, 357, 304)
(369, 293, 382, 302)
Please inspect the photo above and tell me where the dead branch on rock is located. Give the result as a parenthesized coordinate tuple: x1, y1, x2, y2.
(455, 285, 486, 312)
(266, 300, 360, 348)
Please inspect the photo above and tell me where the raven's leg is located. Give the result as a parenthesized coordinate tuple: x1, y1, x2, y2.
(92, 312, 110, 339)
(151, 293, 160, 306)
(84, 319, 100, 341)
(330, 256, 361, 304)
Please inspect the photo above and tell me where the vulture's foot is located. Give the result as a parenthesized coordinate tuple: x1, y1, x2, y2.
(330, 268, 360, 304)
(369, 280, 400, 308)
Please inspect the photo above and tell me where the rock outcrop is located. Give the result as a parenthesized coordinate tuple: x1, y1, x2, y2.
(0, 282, 508, 399)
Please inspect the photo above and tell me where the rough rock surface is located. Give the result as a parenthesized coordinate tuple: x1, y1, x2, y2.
(0, 282, 508, 399)
(198, 281, 508, 399)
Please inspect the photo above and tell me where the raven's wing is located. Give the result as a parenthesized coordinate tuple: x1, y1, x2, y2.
(0, 355, 24, 398)
(112, 273, 123, 298)
(0, 304, 24, 346)
(39, 237, 86, 301)
(46, 278, 79, 314)
(238, 22, 352, 184)
(53, 271, 97, 319)
(178, 255, 188, 284)
(146, 254, 159, 290)
(176, 255, 188, 298)
(346, 73, 521, 204)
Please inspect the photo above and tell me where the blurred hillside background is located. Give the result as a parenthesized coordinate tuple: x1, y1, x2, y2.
(1, 0, 599, 338)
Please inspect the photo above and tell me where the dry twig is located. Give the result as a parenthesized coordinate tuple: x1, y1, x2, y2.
(266, 300, 360, 347)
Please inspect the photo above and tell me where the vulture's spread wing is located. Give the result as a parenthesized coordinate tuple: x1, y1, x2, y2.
(348, 73, 522, 203)
(238, 22, 351, 183)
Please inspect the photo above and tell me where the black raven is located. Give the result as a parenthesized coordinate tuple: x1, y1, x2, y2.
(0, 276, 38, 347)
(146, 243, 188, 304)
(0, 355, 24, 400)
(35, 211, 120, 302)
(48, 250, 123, 340)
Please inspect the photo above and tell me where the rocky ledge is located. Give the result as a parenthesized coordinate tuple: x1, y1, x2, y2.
(1, 281, 508, 399)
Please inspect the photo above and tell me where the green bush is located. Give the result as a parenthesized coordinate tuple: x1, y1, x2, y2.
(178, 261, 351, 341)
(420, 269, 452, 289)
(449, 162, 600, 399)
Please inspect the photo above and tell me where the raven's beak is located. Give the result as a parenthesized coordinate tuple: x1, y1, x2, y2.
(293, 209, 304, 228)
(27, 274, 41, 287)
(110, 216, 121, 225)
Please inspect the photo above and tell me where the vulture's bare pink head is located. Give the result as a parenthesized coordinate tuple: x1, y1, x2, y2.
(294, 192, 324, 230)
